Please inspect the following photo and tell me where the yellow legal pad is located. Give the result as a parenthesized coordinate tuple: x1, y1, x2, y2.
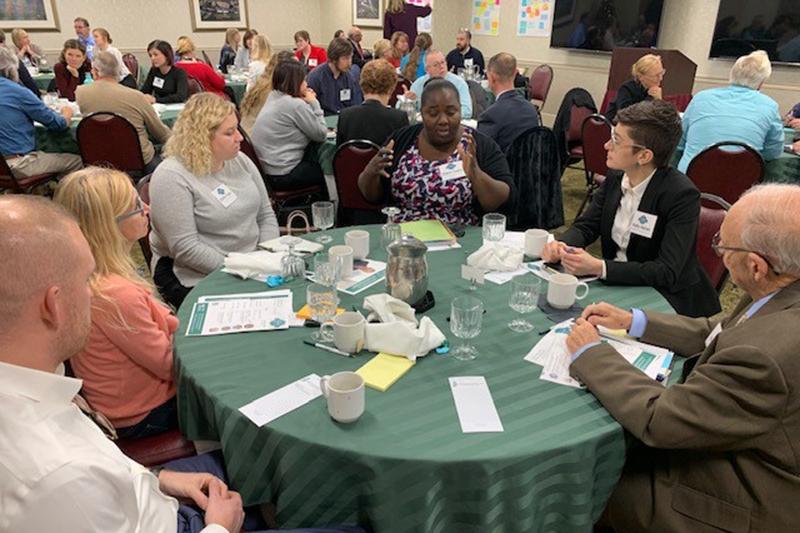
(356, 353, 415, 392)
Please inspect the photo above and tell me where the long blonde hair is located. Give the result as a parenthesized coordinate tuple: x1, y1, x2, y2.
(402, 32, 432, 81)
(386, 0, 405, 14)
(250, 34, 272, 63)
(54, 167, 152, 296)
(165, 93, 237, 176)
(240, 50, 295, 125)
(225, 27, 240, 48)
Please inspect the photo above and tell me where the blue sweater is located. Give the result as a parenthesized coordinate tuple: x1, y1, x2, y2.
(0, 77, 67, 155)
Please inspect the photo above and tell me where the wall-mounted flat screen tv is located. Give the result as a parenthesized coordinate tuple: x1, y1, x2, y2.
(711, 0, 800, 65)
(550, 0, 664, 52)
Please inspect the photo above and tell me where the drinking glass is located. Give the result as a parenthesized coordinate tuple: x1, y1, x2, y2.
(508, 275, 541, 332)
(450, 296, 483, 361)
(482, 213, 506, 244)
(312, 201, 335, 244)
(381, 206, 402, 249)
(280, 236, 305, 280)
(307, 283, 338, 342)
(313, 252, 338, 287)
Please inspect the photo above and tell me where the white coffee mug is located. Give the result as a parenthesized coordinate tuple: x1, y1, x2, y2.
(547, 273, 590, 309)
(524, 229, 549, 259)
(320, 371, 365, 423)
(320, 311, 366, 353)
(329, 245, 354, 280)
(345, 230, 370, 260)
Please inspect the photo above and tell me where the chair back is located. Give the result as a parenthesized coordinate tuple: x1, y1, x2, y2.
(581, 114, 611, 176)
(76, 112, 145, 174)
(505, 126, 564, 230)
(567, 104, 593, 144)
(122, 53, 139, 82)
(686, 141, 764, 206)
(136, 175, 153, 269)
(237, 126, 273, 192)
(388, 77, 409, 107)
(599, 89, 616, 115)
(663, 93, 693, 112)
(333, 140, 383, 226)
(696, 193, 732, 292)
(187, 76, 204, 96)
(201, 50, 214, 67)
(529, 64, 553, 107)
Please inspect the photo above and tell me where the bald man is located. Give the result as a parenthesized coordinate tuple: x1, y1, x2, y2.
(401, 49, 472, 118)
(565, 184, 800, 531)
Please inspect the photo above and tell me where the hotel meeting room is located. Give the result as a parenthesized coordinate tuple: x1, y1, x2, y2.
(1, 0, 800, 532)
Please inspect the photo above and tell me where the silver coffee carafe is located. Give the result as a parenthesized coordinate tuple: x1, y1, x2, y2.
(385, 235, 428, 305)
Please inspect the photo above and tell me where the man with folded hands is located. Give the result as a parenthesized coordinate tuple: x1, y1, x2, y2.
(565, 183, 800, 532)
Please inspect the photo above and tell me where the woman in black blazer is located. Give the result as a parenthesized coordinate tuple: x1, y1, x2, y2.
(543, 100, 720, 317)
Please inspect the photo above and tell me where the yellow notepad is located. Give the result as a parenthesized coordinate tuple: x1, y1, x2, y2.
(399, 219, 455, 243)
(356, 353, 415, 392)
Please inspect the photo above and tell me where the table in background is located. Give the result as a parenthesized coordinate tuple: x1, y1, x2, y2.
(174, 225, 674, 533)
(32, 72, 55, 92)
(768, 128, 800, 185)
(224, 75, 247, 105)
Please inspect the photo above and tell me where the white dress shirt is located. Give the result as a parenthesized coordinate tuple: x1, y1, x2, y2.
(0, 361, 225, 533)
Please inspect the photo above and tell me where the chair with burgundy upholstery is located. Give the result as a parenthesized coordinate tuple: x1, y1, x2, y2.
(136, 175, 153, 270)
(237, 126, 326, 224)
(122, 53, 139, 83)
(186, 76, 204, 97)
(76, 112, 146, 179)
(576, 114, 612, 218)
(696, 192, 732, 293)
(388, 76, 410, 107)
(0, 155, 60, 194)
(565, 104, 594, 169)
(664, 93, 693, 112)
(599, 89, 616, 116)
(117, 429, 197, 468)
(685, 141, 764, 207)
(333, 139, 383, 226)
(529, 64, 553, 110)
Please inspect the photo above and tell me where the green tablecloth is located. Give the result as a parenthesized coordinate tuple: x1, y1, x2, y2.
(767, 128, 800, 185)
(35, 108, 182, 154)
(224, 77, 247, 105)
(174, 225, 674, 532)
(32, 72, 54, 92)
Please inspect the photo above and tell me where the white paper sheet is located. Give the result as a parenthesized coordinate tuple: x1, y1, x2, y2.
(239, 374, 322, 427)
(449, 376, 504, 433)
(185, 290, 293, 336)
(337, 259, 387, 295)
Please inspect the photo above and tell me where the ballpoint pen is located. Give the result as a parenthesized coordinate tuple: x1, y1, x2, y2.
(303, 340, 353, 358)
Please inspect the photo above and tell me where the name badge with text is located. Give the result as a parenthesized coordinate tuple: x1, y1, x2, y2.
(153, 77, 165, 89)
(308, 58, 318, 67)
(438, 161, 466, 182)
(212, 183, 237, 208)
(630, 211, 658, 239)
(339, 88, 351, 102)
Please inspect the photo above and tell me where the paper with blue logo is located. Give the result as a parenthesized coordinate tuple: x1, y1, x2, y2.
(185, 289, 293, 336)
(630, 211, 658, 239)
(211, 182, 237, 208)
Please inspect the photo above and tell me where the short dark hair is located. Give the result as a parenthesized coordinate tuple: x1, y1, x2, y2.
(458, 29, 472, 41)
(59, 39, 86, 64)
(147, 39, 175, 67)
(421, 78, 460, 108)
(74, 17, 89, 26)
(327, 38, 353, 63)
(272, 60, 307, 97)
(334, 29, 345, 39)
(615, 99, 683, 167)
(294, 30, 310, 43)
(487, 52, 516, 82)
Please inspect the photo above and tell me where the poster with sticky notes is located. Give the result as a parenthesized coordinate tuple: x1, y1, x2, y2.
(517, 0, 553, 37)
(472, 0, 501, 36)
(356, 353, 415, 392)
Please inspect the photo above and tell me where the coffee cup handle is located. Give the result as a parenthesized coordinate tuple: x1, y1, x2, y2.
(320, 375, 330, 397)
(319, 322, 334, 339)
(575, 282, 590, 300)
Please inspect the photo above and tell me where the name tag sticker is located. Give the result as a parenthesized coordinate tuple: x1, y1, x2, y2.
(212, 183, 237, 208)
(630, 211, 658, 239)
(153, 76, 165, 89)
(438, 161, 466, 182)
(339, 88, 351, 102)
(705, 322, 722, 348)
(308, 58, 318, 67)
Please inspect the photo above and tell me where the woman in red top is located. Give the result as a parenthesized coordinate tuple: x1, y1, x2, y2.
(389, 31, 409, 69)
(53, 38, 91, 101)
(293, 30, 327, 71)
(174, 35, 227, 98)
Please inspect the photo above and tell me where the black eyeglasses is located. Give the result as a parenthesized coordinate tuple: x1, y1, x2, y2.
(711, 231, 780, 275)
(116, 197, 145, 223)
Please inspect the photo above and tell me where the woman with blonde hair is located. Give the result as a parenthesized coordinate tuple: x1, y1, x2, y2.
(389, 31, 409, 68)
(54, 167, 179, 438)
(373, 39, 393, 63)
(240, 49, 296, 133)
(91, 27, 136, 87)
(175, 35, 227, 98)
(383, 0, 432, 47)
(219, 27, 240, 73)
(400, 32, 432, 81)
(10, 28, 44, 68)
(246, 34, 272, 91)
(149, 93, 279, 308)
(606, 53, 664, 122)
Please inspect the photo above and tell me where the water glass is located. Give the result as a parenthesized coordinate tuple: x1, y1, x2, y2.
(307, 283, 338, 342)
(381, 206, 402, 249)
(508, 275, 541, 332)
(450, 296, 483, 361)
(313, 252, 338, 287)
(312, 201, 335, 244)
(482, 213, 506, 243)
(280, 237, 305, 280)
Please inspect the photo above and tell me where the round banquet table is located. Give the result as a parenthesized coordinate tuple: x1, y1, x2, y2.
(174, 225, 674, 533)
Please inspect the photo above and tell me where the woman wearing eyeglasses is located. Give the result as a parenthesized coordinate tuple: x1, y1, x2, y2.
(54, 167, 179, 439)
(605, 54, 664, 123)
(542, 100, 720, 317)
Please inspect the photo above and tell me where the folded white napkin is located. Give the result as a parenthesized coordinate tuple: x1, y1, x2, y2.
(258, 236, 323, 255)
(364, 317, 446, 362)
(467, 243, 524, 272)
(222, 250, 284, 280)
(363, 293, 417, 325)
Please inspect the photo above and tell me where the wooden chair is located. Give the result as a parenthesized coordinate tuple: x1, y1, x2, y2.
(0, 155, 60, 194)
(696, 193, 732, 293)
(686, 141, 764, 207)
(576, 114, 612, 217)
(529, 64, 553, 110)
(332, 140, 383, 226)
(76, 112, 146, 178)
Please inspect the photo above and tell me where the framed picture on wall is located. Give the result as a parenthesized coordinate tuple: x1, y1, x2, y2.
(353, 0, 383, 27)
(190, 0, 249, 30)
(0, 0, 60, 30)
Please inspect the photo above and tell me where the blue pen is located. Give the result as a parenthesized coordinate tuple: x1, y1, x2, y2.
(656, 353, 674, 382)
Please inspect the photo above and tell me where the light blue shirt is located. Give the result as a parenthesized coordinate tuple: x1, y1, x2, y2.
(0, 77, 67, 155)
(78, 33, 96, 60)
(402, 71, 473, 119)
(399, 51, 427, 80)
(677, 84, 784, 172)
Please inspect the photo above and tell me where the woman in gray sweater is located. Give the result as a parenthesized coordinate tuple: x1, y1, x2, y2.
(149, 93, 279, 308)
(251, 60, 328, 192)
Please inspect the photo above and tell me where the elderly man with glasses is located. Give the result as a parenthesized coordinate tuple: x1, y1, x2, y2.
(400, 49, 472, 118)
(566, 183, 800, 531)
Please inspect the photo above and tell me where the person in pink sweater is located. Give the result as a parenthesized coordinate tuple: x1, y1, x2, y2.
(54, 166, 179, 439)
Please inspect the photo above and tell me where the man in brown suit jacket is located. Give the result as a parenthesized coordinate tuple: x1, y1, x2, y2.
(565, 183, 800, 532)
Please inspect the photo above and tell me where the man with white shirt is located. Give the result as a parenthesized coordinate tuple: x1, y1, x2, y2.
(566, 183, 800, 532)
(0, 196, 365, 533)
(400, 49, 473, 119)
